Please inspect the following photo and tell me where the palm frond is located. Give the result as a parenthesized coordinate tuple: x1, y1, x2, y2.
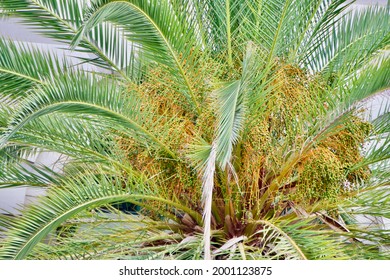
(0, 161, 61, 189)
(0, 169, 201, 259)
(0, 72, 176, 158)
(72, 0, 201, 114)
(247, 218, 352, 260)
(0, 38, 63, 98)
(0, 0, 85, 40)
(201, 143, 217, 260)
(293, 0, 351, 64)
(29, 214, 191, 260)
(0, 0, 135, 79)
(214, 42, 257, 168)
(304, 58, 389, 151)
(304, 4, 390, 74)
(193, 0, 246, 65)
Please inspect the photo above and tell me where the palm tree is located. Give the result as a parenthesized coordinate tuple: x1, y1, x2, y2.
(0, 0, 389, 260)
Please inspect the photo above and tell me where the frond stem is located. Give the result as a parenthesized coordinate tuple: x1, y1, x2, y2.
(253, 219, 307, 260)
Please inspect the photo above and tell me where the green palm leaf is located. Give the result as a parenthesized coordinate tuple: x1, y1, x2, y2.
(0, 172, 199, 259)
(214, 43, 257, 168)
(0, 38, 63, 98)
(0, 72, 176, 158)
(304, 4, 390, 74)
(0, 0, 134, 79)
(72, 0, 201, 114)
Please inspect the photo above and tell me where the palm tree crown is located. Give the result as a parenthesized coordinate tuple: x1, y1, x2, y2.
(0, 0, 389, 260)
